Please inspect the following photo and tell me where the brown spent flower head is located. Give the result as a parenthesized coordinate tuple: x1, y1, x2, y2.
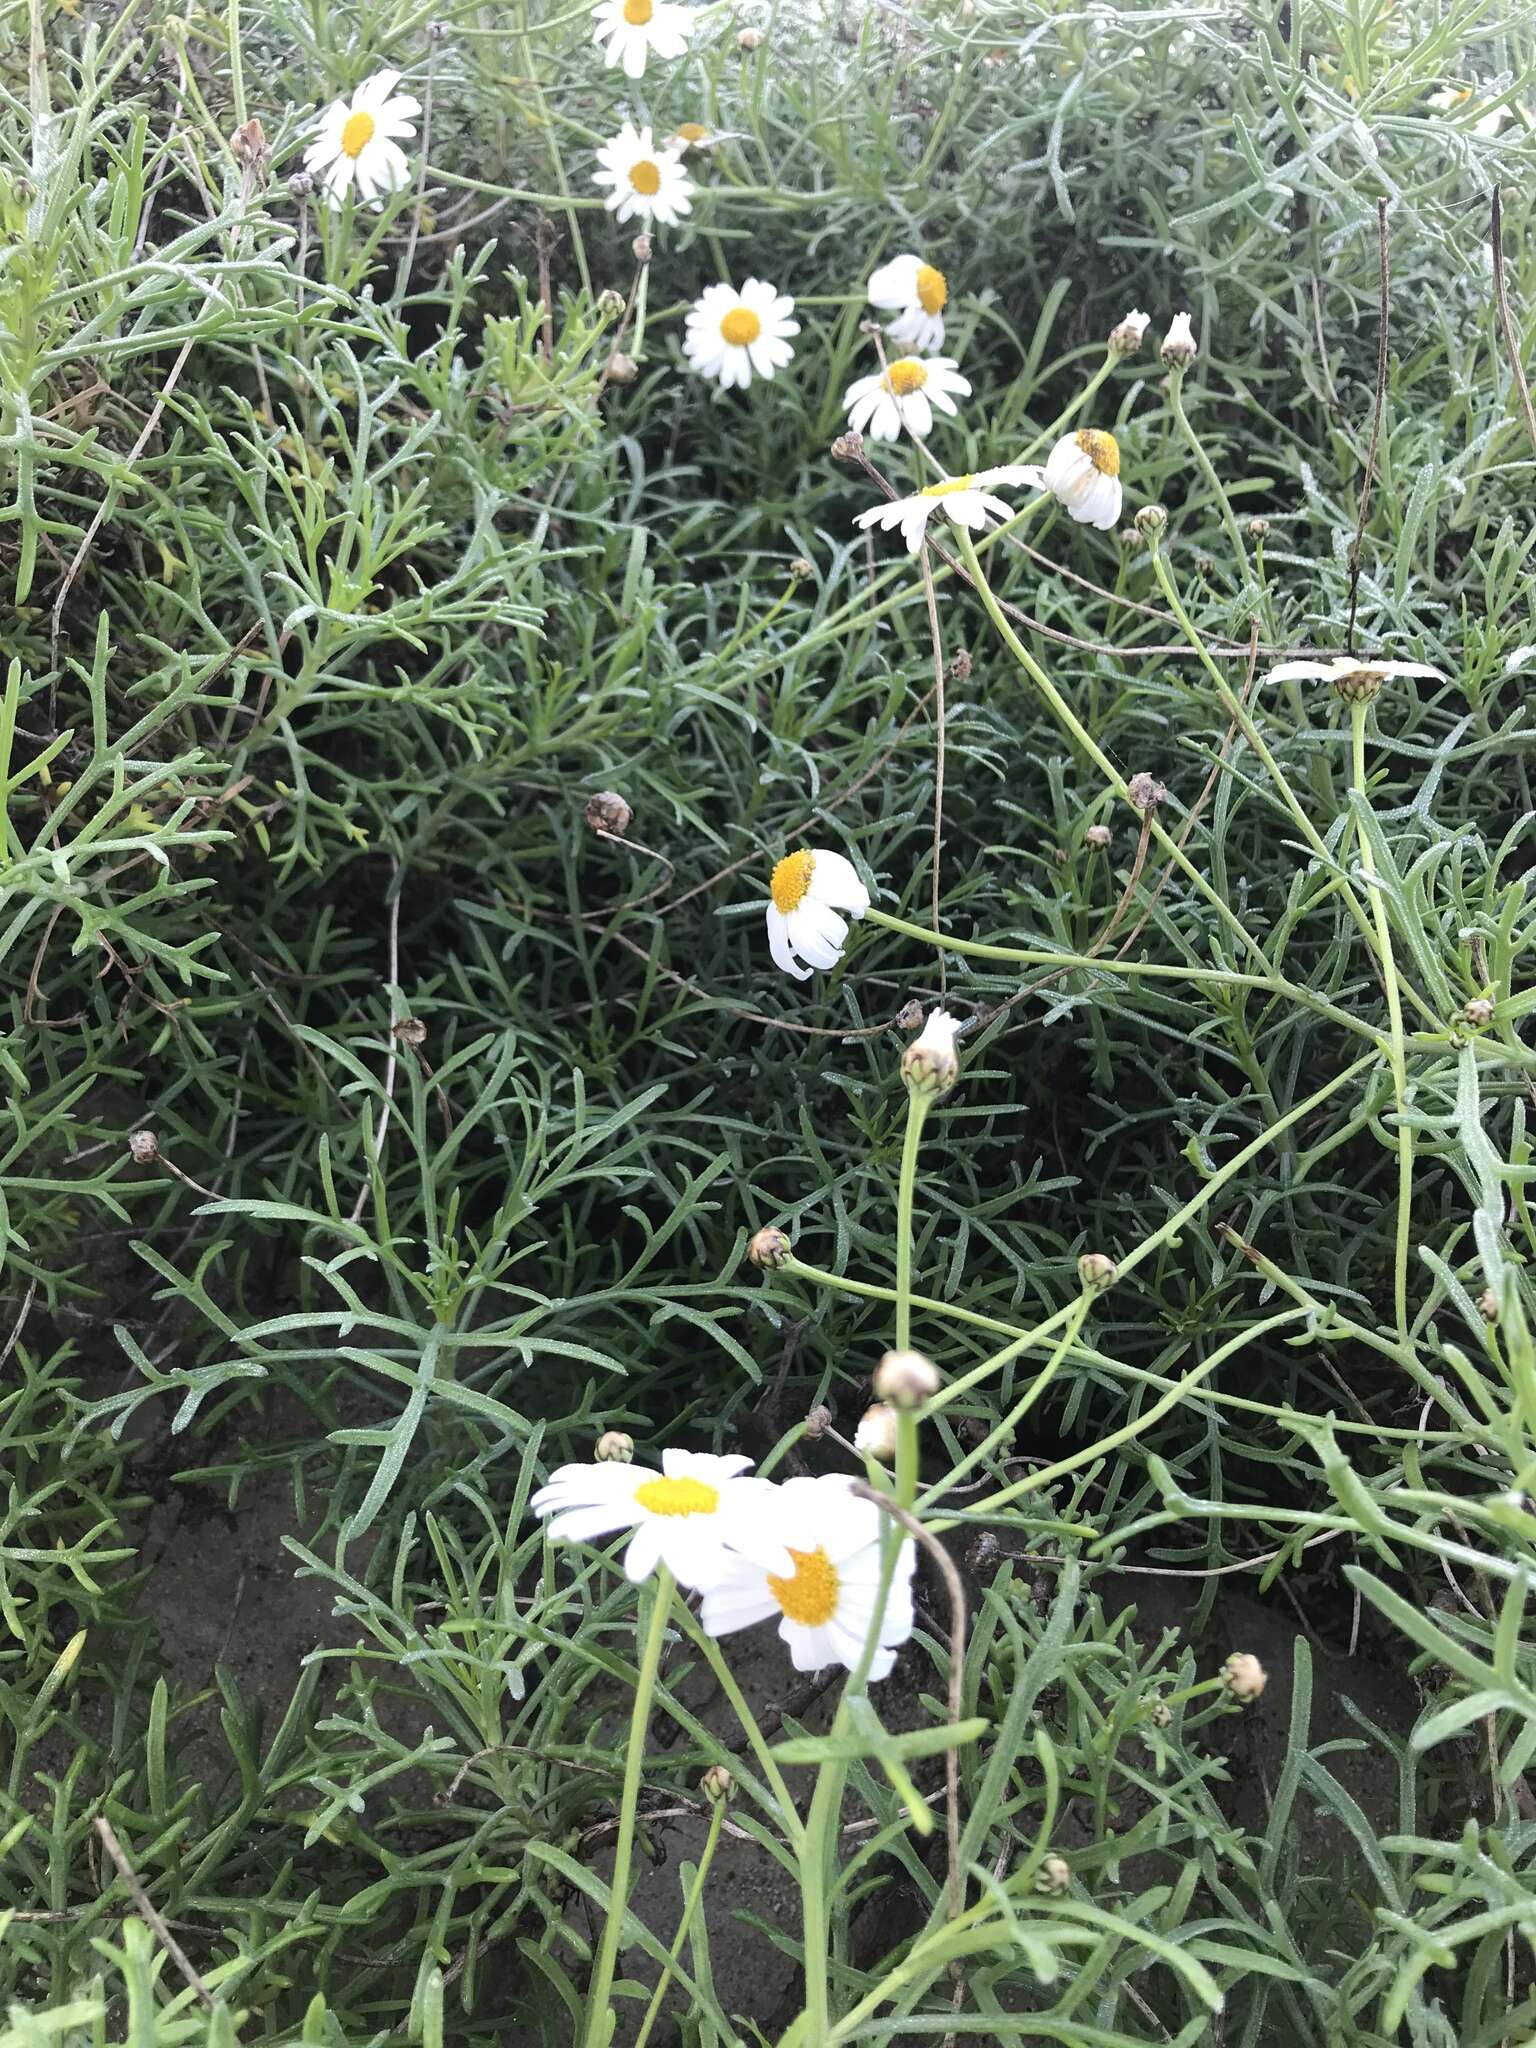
(230, 118, 270, 178)
(873, 1347, 941, 1409)
(854, 1403, 899, 1462)
(392, 1016, 428, 1049)
(1222, 1651, 1268, 1702)
(585, 790, 632, 836)
(288, 170, 315, 201)
(605, 352, 639, 385)
(701, 1763, 735, 1803)
(894, 999, 925, 1033)
(948, 647, 973, 681)
(803, 1402, 833, 1440)
(1035, 1854, 1071, 1895)
(1464, 998, 1494, 1028)
(1126, 771, 1167, 812)
(128, 1129, 159, 1165)
(967, 1529, 1001, 1571)
(1085, 823, 1112, 848)
(748, 1225, 791, 1270)
(1133, 503, 1167, 542)
(830, 430, 864, 462)
(426, 16, 449, 38)
(595, 1430, 635, 1464)
(1077, 1252, 1118, 1292)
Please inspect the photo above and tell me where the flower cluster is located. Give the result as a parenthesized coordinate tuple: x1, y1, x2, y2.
(533, 1448, 917, 1679)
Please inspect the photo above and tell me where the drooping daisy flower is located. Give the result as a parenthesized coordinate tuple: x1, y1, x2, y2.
(303, 70, 420, 208)
(592, 121, 693, 227)
(684, 278, 799, 389)
(1160, 312, 1198, 369)
(1427, 86, 1509, 137)
(592, 0, 694, 78)
(699, 1475, 917, 1681)
(867, 252, 950, 354)
(765, 847, 869, 980)
(1020, 430, 1122, 530)
(670, 120, 740, 152)
(1263, 655, 1444, 703)
(532, 1448, 792, 1590)
(842, 356, 970, 442)
(854, 466, 1037, 555)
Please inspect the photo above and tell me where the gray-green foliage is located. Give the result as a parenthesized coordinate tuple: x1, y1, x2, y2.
(3, 0, 1536, 2037)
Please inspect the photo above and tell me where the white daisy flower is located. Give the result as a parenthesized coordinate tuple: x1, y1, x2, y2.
(842, 356, 970, 442)
(854, 465, 1037, 555)
(684, 278, 799, 389)
(592, 0, 694, 78)
(699, 1475, 917, 1680)
(303, 70, 420, 209)
(670, 120, 741, 152)
(867, 252, 951, 354)
(532, 1448, 792, 1591)
(1428, 86, 1509, 137)
(1019, 430, 1122, 530)
(592, 121, 693, 227)
(765, 846, 869, 981)
(1262, 654, 1445, 703)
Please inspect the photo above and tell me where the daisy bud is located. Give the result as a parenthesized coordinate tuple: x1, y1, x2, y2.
(1107, 307, 1150, 358)
(1464, 998, 1493, 1028)
(597, 288, 626, 319)
(1160, 311, 1198, 370)
(595, 1430, 635, 1463)
(748, 1225, 791, 1270)
(738, 25, 764, 47)
(229, 117, 269, 174)
(1085, 823, 1112, 848)
(426, 16, 448, 38)
(854, 1403, 899, 1462)
(1077, 1252, 1118, 1292)
(1478, 1288, 1499, 1321)
(1126, 771, 1166, 812)
(873, 1347, 941, 1409)
(701, 1763, 735, 1803)
(287, 170, 315, 201)
(900, 1007, 961, 1100)
(1221, 1651, 1267, 1702)
(804, 1403, 833, 1439)
(585, 790, 632, 835)
(790, 556, 814, 581)
(1133, 503, 1166, 542)
(830, 431, 864, 462)
(1247, 516, 1271, 539)
(1035, 1854, 1071, 1895)
(1150, 1698, 1172, 1727)
(128, 1129, 159, 1165)
(605, 351, 638, 384)
(1118, 526, 1141, 550)
(631, 232, 652, 265)
(948, 648, 973, 681)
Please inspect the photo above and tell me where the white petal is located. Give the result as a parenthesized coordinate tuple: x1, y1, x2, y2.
(806, 848, 867, 911)
(767, 905, 811, 979)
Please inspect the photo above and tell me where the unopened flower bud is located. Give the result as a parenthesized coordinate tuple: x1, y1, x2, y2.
(948, 647, 973, 681)
(1464, 998, 1493, 1028)
(737, 25, 764, 47)
(597, 288, 626, 319)
(128, 1129, 159, 1164)
(1126, 771, 1166, 812)
(631, 232, 652, 264)
(287, 170, 315, 201)
(790, 556, 813, 581)
(1195, 554, 1215, 581)
(803, 1402, 832, 1440)
(1035, 1854, 1071, 1895)
(426, 16, 449, 37)
(894, 999, 925, 1033)
(1133, 503, 1167, 542)
(605, 351, 638, 385)
(1077, 1252, 1118, 1292)
(1107, 307, 1150, 358)
(1160, 311, 1198, 370)
(748, 1225, 791, 1270)
(900, 1007, 960, 1100)
(701, 1763, 734, 1803)
(596, 1430, 634, 1463)
(1478, 1288, 1499, 1320)
(229, 117, 269, 173)
(585, 790, 632, 835)
(1247, 516, 1271, 539)
(1118, 525, 1141, 549)
(1150, 1698, 1172, 1727)
(854, 1403, 898, 1462)
(1221, 1651, 1267, 1701)
(873, 1348, 941, 1409)
(830, 431, 863, 462)
(1085, 823, 1111, 848)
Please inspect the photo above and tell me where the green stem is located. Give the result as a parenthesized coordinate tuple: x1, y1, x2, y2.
(1167, 363, 1250, 585)
(918, 1297, 1090, 1510)
(227, 0, 246, 127)
(583, 1568, 673, 2048)
(895, 1092, 930, 1351)
(680, 1620, 803, 1844)
(630, 1800, 725, 2048)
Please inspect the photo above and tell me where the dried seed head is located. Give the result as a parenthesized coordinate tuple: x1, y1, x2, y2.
(1195, 554, 1215, 580)
(1085, 823, 1112, 848)
(1077, 1252, 1118, 1292)
(1463, 998, 1494, 1028)
(1035, 1854, 1071, 1895)
(585, 790, 632, 836)
(803, 1403, 833, 1440)
(1222, 1651, 1267, 1702)
(948, 647, 973, 681)
(597, 287, 627, 319)
(605, 351, 638, 385)
(966, 1529, 1001, 1572)
(1133, 503, 1167, 542)
(894, 999, 925, 1033)
(128, 1129, 159, 1165)
(1126, 771, 1167, 812)
(596, 1430, 635, 1463)
(701, 1763, 735, 1803)
(287, 170, 315, 201)
(229, 117, 270, 175)
(830, 431, 864, 462)
(631, 232, 653, 264)
(748, 1225, 791, 1270)
(854, 1403, 899, 1462)
(873, 1347, 941, 1409)
(392, 1016, 428, 1048)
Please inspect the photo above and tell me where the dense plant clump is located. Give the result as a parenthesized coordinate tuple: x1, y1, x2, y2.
(2, 0, 1535, 2040)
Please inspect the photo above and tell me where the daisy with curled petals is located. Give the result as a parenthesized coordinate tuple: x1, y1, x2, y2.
(592, 0, 694, 78)
(592, 121, 693, 227)
(765, 847, 869, 981)
(532, 1448, 792, 1591)
(684, 278, 799, 389)
(1263, 654, 1444, 703)
(1019, 429, 1122, 530)
(854, 466, 1037, 555)
(867, 252, 951, 354)
(699, 1475, 917, 1681)
(843, 356, 970, 443)
(304, 70, 420, 208)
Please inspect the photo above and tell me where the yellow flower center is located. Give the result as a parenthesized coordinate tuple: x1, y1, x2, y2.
(915, 262, 948, 315)
(340, 110, 377, 160)
(628, 158, 662, 195)
(770, 848, 815, 914)
(884, 358, 928, 397)
(1075, 428, 1120, 478)
(623, 0, 654, 20)
(633, 1475, 721, 1517)
(676, 121, 708, 143)
(920, 474, 978, 498)
(768, 1546, 840, 1627)
(720, 306, 762, 347)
